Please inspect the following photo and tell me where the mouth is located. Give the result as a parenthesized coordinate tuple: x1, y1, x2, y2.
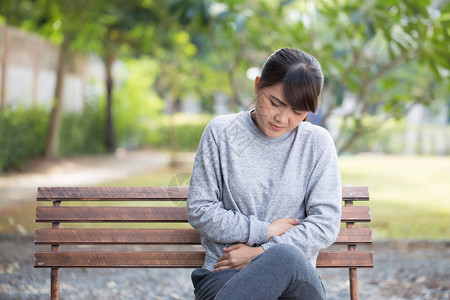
(269, 122, 284, 131)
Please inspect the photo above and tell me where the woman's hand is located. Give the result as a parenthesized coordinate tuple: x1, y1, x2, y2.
(212, 218, 299, 272)
(213, 244, 264, 272)
(268, 217, 300, 240)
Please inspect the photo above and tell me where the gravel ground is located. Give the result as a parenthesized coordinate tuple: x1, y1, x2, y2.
(0, 235, 448, 300)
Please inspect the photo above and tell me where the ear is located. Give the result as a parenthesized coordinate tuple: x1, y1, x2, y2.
(301, 112, 309, 122)
(254, 76, 261, 94)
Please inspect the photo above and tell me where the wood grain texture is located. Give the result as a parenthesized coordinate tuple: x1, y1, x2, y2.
(349, 268, 359, 300)
(35, 228, 371, 245)
(36, 207, 188, 222)
(341, 206, 371, 222)
(37, 187, 189, 201)
(34, 185, 373, 300)
(334, 228, 372, 244)
(51, 268, 59, 300)
(342, 186, 369, 201)
(34, 250, 373, 268)
(34, 251, 205, 268)
(37, 186, 369, 201)
(35, 228, 201, 244)
(316, 251, 374, 268)
(36, 206, 370, 223)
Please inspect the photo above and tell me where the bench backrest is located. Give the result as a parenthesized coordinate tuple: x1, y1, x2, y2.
(34, 186, 373, 269)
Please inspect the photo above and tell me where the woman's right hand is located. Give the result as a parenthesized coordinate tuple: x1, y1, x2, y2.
(268, 218, 300, 240)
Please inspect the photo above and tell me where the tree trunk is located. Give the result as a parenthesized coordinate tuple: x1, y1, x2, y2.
(228, 66, 242, 109)
(32, 37, 43, 107)
(81, 56, 88, 113)
(104, 53, 116, 152)
(169, 98, 180, 167)
(319, 82, 337, 127)
(337, 120, 365, 154)
(1, 26, 10, 110)
(44, 38, 70, 159)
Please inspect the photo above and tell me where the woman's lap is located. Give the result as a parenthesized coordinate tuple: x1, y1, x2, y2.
(191, 268, 239, 300)
(191, 243, 325, 300)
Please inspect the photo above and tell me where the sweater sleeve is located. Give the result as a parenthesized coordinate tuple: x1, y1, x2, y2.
(260, 130, 342, 259)
(187, 120, 270, 246)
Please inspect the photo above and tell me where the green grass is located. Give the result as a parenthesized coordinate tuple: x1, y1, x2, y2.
(101, 164, 194, 188)
(339, 154, 450, 240)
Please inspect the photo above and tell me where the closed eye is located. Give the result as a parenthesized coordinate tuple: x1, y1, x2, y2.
(270, 100, 281, 107)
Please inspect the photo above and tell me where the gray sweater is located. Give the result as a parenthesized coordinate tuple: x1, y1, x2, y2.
(187, 110, 342, 270)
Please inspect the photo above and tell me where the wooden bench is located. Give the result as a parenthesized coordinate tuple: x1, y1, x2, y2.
(34, 186, 373, 300)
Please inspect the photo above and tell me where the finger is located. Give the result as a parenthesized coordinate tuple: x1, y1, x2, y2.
(287, 218, 300, 224)
(224, 244, 242, 252)
(215, 262, 245, 272)
(213, 265, 232, 272)
(213, 260, 242, 272)
(217, 253, 229, 262)
(225, 243, 245, 249)
(214, 259, 231, 270)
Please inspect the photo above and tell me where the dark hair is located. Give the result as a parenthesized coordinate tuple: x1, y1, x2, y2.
(257, 48, 323, 113)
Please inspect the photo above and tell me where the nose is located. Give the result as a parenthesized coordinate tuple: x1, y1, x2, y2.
(273, 109, 288, 125)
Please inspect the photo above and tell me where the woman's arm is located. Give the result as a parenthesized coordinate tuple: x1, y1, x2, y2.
(213, 244, 264, 271)
(187, 121, 270, 246)
(212, 218, 300, 271)
(261, 130, 342, 260)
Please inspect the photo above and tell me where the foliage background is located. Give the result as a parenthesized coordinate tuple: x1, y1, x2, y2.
(0, 0, 449, 242)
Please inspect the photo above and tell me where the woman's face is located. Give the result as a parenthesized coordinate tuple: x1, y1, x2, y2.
(251, 76, 308, 138)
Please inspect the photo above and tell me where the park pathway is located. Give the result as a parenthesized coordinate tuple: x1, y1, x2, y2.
(0, 149, 170, 209)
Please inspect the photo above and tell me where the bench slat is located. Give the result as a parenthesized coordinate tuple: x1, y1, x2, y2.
(316, 251, 373, 268)
(34, 251, 205, 268)
(37, 186, 369, 201)
(35, 228, 202, 244)
(341, 206, 371, 222)
(37, 187, 189, 201)
(34, 250, 373, 268)
(334, 228, 372, 244)
(36, 207, 189, 222)
(342, 186, 369, 201)
(35, 228, 372, 245)
(36, 206, 370, 223)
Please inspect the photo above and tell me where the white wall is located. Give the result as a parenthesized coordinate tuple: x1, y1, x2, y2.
(0, 25, 105, 112)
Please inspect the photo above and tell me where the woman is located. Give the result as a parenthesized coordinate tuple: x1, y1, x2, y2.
(187, 48, 342, 300)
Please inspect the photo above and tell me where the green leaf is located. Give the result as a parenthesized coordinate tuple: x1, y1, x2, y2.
(280, 0, 296, 8)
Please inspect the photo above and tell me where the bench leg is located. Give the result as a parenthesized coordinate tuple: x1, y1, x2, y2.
(349, 268, 358, 300)
(51, 268, 59, 300)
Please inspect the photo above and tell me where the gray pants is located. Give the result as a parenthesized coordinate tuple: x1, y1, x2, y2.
(191, 243, 325, 300)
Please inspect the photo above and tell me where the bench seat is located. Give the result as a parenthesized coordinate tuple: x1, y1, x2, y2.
(34, 186, 373, 299)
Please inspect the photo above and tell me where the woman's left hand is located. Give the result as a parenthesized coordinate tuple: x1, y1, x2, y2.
(213, 243, 264, 272)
